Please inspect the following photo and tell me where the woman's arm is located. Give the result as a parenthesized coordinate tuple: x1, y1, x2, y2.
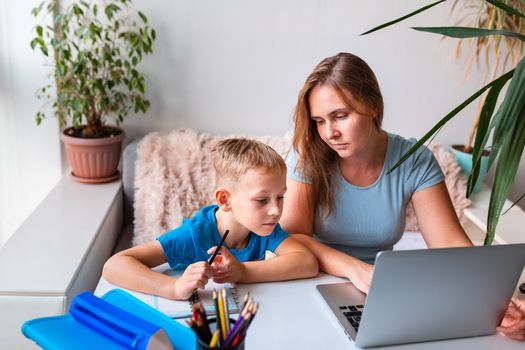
(280, 177, 315, 236)
(280, 178, 374, 293)
(411, 182, 473, 248)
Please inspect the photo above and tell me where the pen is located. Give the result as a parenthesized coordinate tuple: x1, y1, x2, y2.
(190, 229, 230, 303)
(208, 229, 230, 265)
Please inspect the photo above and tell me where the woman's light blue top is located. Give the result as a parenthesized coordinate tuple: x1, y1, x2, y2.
(286, 133, 444, 263)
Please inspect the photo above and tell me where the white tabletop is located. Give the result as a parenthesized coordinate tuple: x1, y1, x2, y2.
(235, 274, 524, 350)
(95, 272, 525, 350)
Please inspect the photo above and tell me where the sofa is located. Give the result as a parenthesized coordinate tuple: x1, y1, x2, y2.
(127, 129, 470, 247)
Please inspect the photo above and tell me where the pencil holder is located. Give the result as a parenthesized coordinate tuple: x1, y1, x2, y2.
(195, 317, 245, 350)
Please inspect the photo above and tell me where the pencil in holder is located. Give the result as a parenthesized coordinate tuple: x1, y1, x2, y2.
(195, 317, 245, 350)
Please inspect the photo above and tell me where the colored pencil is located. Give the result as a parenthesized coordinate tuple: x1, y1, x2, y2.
(218, 288, 227, 342)
(222, 288, 230, 334)
(208, 229, 229, 265)
(209, 329, 220, 348)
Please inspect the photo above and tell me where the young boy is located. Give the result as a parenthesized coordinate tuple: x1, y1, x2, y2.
(103, 138, 318, 300)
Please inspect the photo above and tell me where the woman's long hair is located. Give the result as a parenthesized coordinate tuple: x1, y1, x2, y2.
(292, 52, 384, 219)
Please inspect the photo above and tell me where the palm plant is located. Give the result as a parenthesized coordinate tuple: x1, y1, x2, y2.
(362, 0, 525, 245)
(452, 0, 525, 153)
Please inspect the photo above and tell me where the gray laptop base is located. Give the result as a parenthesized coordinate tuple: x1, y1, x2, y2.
(317, 244, 525, 348)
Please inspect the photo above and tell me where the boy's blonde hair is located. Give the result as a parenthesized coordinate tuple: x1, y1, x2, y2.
(212, 138, 286, 186)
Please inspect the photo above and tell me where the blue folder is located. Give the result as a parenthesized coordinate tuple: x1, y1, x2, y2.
(21, 289, 196, 350)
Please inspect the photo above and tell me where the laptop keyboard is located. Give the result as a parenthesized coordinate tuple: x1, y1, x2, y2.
(339, 304, 364, 332)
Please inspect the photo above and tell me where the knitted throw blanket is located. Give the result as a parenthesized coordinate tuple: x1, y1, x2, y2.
(133, 129, 470, 245)
(133, 128, 290, 245)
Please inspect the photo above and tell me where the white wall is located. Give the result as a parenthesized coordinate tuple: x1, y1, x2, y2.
(119, 0, 522, 205)
(123, 0, 479, 140)
(0, 0, 62, 246)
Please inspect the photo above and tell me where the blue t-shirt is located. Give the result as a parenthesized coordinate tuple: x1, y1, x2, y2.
(286, 133, 444, 264)
(157, 205, 289, 268)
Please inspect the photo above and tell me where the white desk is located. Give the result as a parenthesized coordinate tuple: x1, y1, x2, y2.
(95, 272, 525, 350)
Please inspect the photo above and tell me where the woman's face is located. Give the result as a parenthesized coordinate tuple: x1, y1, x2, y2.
(308, 85, 378, 159)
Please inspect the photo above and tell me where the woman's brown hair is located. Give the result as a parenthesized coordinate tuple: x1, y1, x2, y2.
(291, 52, 384, 219)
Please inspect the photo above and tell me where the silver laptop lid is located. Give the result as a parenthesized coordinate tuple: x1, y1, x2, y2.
(317, 244, 525, 348)
(357, 244, 525, 347)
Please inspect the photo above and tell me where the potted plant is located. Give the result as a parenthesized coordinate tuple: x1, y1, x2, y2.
(31, 0, 156, 183)
(448, 0, 524, 192)
(362, 0, 525, 245)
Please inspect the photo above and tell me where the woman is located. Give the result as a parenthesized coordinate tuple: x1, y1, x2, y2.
(280, 52, 525, 341)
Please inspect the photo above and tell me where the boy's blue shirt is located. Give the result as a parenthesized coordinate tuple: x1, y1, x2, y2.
(157, 205, 289, 268)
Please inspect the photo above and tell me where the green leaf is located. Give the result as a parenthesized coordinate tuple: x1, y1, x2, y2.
(411, 26, 525, 42)
(486, 101, 525, 245)
(104, 4, 121, 20)
(485, 0, 525, 19)
(30, 38, 39, 50)
(35, 112, 43, 125)
(466, 57, 525, 245)
(36, 25, 43, 37)
(388, 69, 514, 174)
(73, 5, 84, 17)
(138, 11, 147, 24)
(488, 57, 525, 169)
(31, 2, 45, 17)
(40, 44, 49, 57)
(360, 0, 447, 36)
(467, 73, 512, 196)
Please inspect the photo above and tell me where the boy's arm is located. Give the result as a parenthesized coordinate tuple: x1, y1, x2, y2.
(102, 241, 211, 300)
(210, 237, 318, 283)
(243, 236, 318, 282)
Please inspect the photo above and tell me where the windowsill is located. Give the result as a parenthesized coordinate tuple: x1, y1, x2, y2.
(463, 184, 525, 245)
(0, 175, 122, 296)
(0, 173, 124, 349)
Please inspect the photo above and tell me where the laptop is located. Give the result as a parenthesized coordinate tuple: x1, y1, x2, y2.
(316, 244, 525, 348)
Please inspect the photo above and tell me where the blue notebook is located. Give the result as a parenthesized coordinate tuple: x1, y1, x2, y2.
(22, 290, 196, 350)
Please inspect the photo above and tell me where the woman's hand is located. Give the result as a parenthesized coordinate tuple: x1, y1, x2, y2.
(347, 260, 374, 294)
(172, 261, 212, 300)
(207, 246, 247, 283)
(497, 298, 525, 341)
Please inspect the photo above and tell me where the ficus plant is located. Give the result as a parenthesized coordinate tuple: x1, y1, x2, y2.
(31, 0, 156, 138)
(362, 0, 525, 245)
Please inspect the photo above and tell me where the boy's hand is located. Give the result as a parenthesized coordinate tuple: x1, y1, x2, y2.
(172, 261, 212, 300)
(207, 246, 246, 283)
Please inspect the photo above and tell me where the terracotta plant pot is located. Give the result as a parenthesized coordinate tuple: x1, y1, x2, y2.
(61, 126, 125, 184)
(449, 145, 490, 193)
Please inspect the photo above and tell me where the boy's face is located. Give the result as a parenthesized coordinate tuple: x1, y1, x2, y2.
(227, 166, 286, 236)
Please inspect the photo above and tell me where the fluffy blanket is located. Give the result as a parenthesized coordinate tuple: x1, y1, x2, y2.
(133, 129, 470, 245)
